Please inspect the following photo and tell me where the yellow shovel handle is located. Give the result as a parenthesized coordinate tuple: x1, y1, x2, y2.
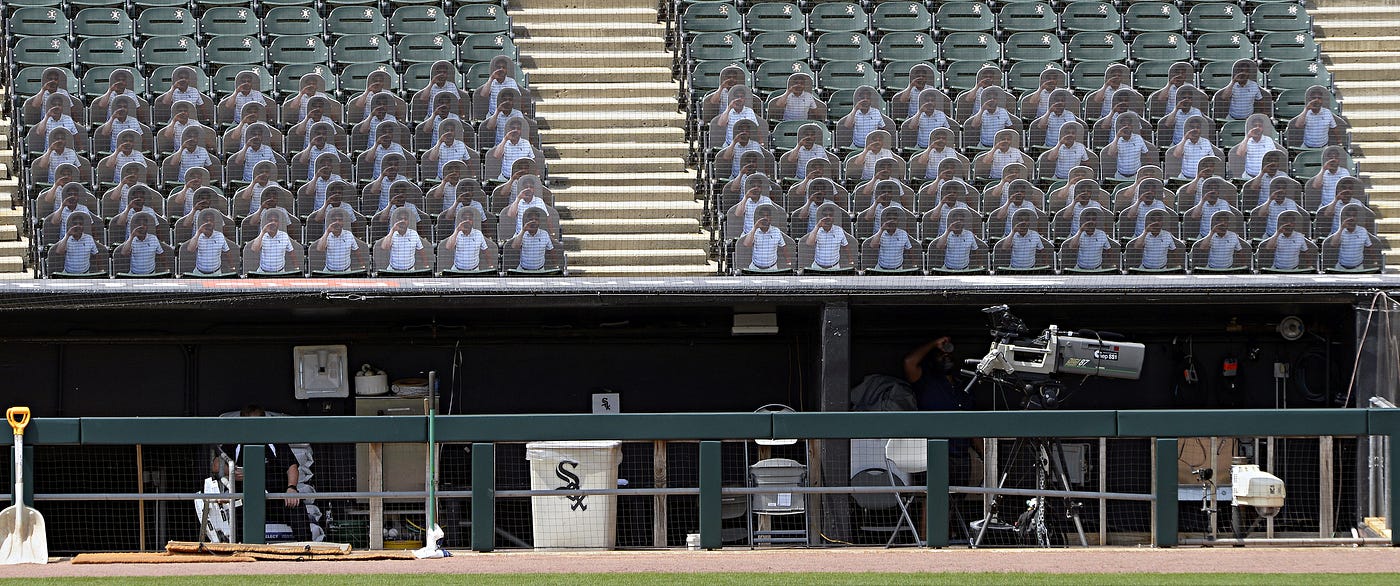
(7, 407, 30, 436)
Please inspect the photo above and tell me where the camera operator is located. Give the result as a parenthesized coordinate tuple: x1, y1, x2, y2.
(903, 336, 970, 411)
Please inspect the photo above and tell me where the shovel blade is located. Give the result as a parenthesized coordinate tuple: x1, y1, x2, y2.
(0, 505, 49, 565)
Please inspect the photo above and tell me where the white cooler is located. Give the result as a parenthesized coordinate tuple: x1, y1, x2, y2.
(525, 440, 623, 549)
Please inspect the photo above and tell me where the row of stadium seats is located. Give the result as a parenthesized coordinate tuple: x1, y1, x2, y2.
(6, 4, 507, 39)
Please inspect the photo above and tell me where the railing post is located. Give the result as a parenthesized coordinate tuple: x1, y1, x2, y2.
(472, 442, 496, 552)
(1390, 432, 1400, 546)
(699, 440, 721, 549)
(925, 439, 948, 548)
(241, 444, 266, 545)
(1154, 438, 1178, 547)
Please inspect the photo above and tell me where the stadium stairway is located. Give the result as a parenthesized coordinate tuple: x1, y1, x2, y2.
(1314, 0, 1400, 267)
(0, 83, 27, 278)
(511, 0, 718, 276)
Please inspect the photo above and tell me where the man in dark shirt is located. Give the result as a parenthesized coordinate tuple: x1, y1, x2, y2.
(216, 404, 308, 541)
(904, 336, 970, 411)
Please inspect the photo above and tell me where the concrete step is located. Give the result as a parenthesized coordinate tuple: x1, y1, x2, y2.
(538, 110, 686, 129)
(0, 257, 25, 274)
(513, 36, 666, 53)
(0, 240, 30, 263)
(553, 185, 696, 202)
(567, 263, 720, 276)
(1337, 110, 1400, 125)
(547, 142, 689, 159)
(524, 66, 674, 84)
(516, 22, 666, 39)
(1326, 51, 1400, 65)
(1329, 62, 1400, 82)
(560, 200, 704, 220)
(565, 248, 711, 266)
(1335, 94, 1400, 110)
(1337, 80, 1400, 97)
(0, 209, 21, 229)
(564, 232, 709, 250)
(1320, 36, 1400, 52)
(1352, 142, 1400, 157)
(534, 96, 679, 114)
(532, 82, 678, 100)
(547, 156, 688, 173)
(1312, 6, 1400, 16)
(541, 126, 686, 144)
(523, 52, 672, 69)
(0, 225, 17, 242)
(511, 8, 658, 23)
(549, 171, 696, 188)
(1316, 21, 1400, 38)
(513, 0, 658, 9)
(562, 217, 702, 234)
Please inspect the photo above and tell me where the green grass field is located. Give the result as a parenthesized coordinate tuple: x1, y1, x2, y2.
(6, 574, 1399, 585)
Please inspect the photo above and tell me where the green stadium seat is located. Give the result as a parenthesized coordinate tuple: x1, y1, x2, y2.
(341, 63, 400, 93)
(1134, 61, 1188, 91)
(149, 65, 209, 93)
(817, 61, 879, 93)
(325, 0, 377, 8)
(871, 2, 932, 33)
(1060, 2, 1122, 33)
(136, 7, 197, 39)
(197, 0, 252, 7)
(201, 7, 262, 38)
(1268, 60, 1332, 91)
(1067, 32, 1127, 63)
(1194, 33, 1256, 63)
(1275, 87, 1339, 120)
(388, 0, 438, 8)
(749, 31, 808, 62)
(15, 66, 77, 99)
(269, 35, 331, 67)
(880, 61, 940, 94)
(876, 33, 937, 64)
(81, 66, 144, 98)
(1216, 120, 1247, 148)
(934, 2, 995, 33)
(1130, 33, 1192, 62)
(139, 37, 201, 73)
(74, 8, 134, 38)
(1199, 60, 1242, 91)
(1258, 32, 1320, 63)
(997, 2, 1057, 33)
(459, 33, 517, 64)
(771, 119, 830, 151)
(77, 37, 138, 71)
(813, 32, 876, 63)
(263, 7, 323, 38)
(261, 0, 317, 8)
(1186, 3, 1247, 34)
(1008, 61, 1064, 93)
(465, 60, 526, 93)
(69, 0, 125, 10)
(333, 34, 394, 66)
(691, 31, 749, 63)
(131, 0, 189, 8)
(689, 60, 748, 96)
(8, 7, 71, 39)
(212, 64, 272, 95)
(1069, 61, 1113, 92)
(275, 64, 340, 95)
(328, 6, 388, 36)
(940, 32, 1000, 63)
(754, 60, 814, 93)
(391, 6, 451, 38)
(396, 34, 457, 66)
(1004, 32, 1064, 63)
(1123, 3, 1184, 33)
(681, 3, 742, 36)
(402, 61, 456, 92)
(944, 61, 1000, 91)
(743, 3, 801, 36)
(1250, 4, 1312, 34)
(453, 4, 510, 37)
(205, 36, 267, 71)
(5, 0, 64, 12)
(807, 3, 870, 35)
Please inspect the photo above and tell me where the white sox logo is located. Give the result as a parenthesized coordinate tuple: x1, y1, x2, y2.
(556, 459, 586, 511)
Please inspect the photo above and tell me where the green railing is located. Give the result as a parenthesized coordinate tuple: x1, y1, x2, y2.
(6, 409, 1399, 550)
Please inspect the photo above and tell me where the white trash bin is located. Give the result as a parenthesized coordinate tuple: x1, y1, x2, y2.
(525, 440, 623, 549)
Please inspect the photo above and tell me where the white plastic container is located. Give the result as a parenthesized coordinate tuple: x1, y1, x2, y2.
(525, 440, 623, 549)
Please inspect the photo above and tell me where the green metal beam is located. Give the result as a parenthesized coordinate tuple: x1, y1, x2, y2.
(471, 443, 495, 552)
(1118, 409, 1368, 438)
(242, 444, 266, 545)
(434, 414, 773, 442)
(925, 440, 948, 548)
(80, 416, 427, 444)
(1154, 438, 1177, 547)
(699, 441, 722, 550)
(0, 418, 81, 446)
(772, 411, 1117, 439)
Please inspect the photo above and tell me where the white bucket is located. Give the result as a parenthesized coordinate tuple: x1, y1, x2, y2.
(525, 441, 623, 549)
(354, 373, 389, 396)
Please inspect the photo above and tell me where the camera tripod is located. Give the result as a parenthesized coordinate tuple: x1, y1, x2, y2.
(971, 435, 1089, 548)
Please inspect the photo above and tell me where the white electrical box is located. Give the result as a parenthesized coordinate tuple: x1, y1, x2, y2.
(293, 345, 350, 399)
